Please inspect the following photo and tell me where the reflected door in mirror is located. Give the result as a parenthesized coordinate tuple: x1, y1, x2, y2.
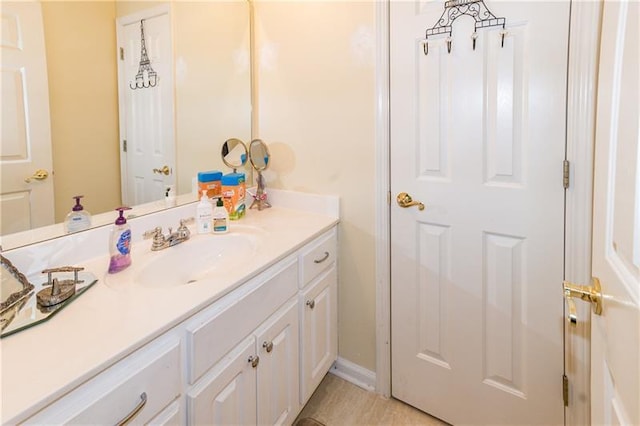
(117, 6, 175, 206)
(0, 2, 55, 234)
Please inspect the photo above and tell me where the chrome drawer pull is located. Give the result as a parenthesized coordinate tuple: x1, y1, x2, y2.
(263, 341, 274, 353)
(248, 355, 260, 368)
(116, 392, 147, 426)
(313, 251, 330, 264)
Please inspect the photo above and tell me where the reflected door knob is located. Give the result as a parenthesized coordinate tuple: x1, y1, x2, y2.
(24, 169, 49, 183)
(396, 192, 425, 211)
(153, 165, 171, 176)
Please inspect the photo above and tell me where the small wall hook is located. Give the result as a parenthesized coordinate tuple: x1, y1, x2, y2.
(500, 29, 508, 48)
(423, 40, 429, 56)
(446, 36, 452, 54)
(471, 32, 478, 50)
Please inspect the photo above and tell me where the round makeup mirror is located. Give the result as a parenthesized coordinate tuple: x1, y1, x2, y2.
(249, 139, 270, 171)
(248, 139, 271, 211)
(221, 138, 248, 172)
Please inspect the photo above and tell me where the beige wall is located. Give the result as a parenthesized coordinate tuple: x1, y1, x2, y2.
(43, 2, 121, 222)
(173, 1, 252, 194)
(254, 1, 377, 371)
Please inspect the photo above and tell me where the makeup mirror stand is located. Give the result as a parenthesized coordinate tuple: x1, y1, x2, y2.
(248, 139, 271, 211)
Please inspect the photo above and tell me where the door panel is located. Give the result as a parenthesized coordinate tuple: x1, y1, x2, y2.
(0, 2, 54, 234)
(390, 2, 569, 424)
(591, 1, 639, 424)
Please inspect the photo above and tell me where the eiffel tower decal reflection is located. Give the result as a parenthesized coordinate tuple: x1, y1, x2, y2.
(130, 19, 158, 90)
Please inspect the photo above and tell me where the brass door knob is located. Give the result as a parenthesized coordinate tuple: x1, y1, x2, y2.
(153, 165, 171, 176)
(24, 169, 49, 183)
(563, 277, 603, 327)
(396, 192, 425, 211)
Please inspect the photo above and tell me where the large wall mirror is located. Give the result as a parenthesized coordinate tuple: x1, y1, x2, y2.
(0, 0, 252, 249)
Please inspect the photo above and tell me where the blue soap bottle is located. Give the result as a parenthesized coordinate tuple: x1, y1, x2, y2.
(108, 207, 132, 274)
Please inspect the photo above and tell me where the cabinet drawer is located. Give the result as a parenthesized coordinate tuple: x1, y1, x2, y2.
(186, 258, 298, 384)
(25, 335, 181, 425)
(299, 228, 337, 288)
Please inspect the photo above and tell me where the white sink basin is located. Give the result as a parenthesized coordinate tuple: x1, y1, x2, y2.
(133, 231, 260, 288)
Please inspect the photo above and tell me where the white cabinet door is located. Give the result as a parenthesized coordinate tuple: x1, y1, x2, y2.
(187, 336, 258, 426)
(299, 266, 338, 405)
(256, 299, 300, 426)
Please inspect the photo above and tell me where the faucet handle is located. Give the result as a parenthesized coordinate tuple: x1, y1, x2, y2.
(177, 217, 194, 239)
(143, 227, 163, 240)
(143, 227, 167, 251)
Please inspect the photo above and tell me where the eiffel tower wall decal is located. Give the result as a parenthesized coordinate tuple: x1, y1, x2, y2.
(422, 0, 507, 55)
(130, 19, 158, 90)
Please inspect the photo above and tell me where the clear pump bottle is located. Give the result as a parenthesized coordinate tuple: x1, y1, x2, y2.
(108, 207, 132, 274)
(64, 195, 91, 233)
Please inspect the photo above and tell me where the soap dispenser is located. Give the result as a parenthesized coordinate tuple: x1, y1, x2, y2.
(108, 207, 132, 274)
(212, 197, 229, 234)
(64, 195, 91, 233)
(196, 190, 213, 234)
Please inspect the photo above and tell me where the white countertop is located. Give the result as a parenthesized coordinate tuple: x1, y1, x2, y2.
(0, 194, 338, 424)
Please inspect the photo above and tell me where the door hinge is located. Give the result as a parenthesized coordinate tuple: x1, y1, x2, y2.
(563, 374, 569, 407)
(387, 191, 391, 205)
(563, 160, 570, 189)
(123, 140, 127, 152)
(120, 47, 124, 61)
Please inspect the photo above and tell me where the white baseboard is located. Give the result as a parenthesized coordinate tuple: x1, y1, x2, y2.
(330, 357, 377, 392)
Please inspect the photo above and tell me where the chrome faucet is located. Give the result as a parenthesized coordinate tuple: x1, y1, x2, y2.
(143, 217, 194, 251)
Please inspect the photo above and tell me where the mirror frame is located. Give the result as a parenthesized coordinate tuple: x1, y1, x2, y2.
(249, 138, 270, 172)
(221, 138, 249, 171)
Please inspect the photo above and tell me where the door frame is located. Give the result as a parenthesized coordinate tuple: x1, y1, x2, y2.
(373, 1, 602, 424)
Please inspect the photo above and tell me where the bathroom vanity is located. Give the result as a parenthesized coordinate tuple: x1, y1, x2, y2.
(0, 190, 338, 425)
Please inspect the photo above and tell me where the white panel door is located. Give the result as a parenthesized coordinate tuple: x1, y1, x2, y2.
(390, 1, 569, 424)
(590, 1, 639, 425)
(116, 5, 175, 207)
(255, 299, 300, 426)
(0, 2, 54, 235)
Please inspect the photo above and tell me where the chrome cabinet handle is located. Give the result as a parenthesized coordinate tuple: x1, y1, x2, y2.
(306, 299, 315, 309)
(24, 169, 49, 183)
(263, 341, 274, 353)
(314, 252, 330, 264)
(248, 355, 260, 368)
(116, 392, 147, 426)
(396, 192, 425, 211)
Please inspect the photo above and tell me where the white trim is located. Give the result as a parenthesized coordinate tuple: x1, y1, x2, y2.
(374, 0, 391, 398)
(331, 357, 377, 392)
(564, 2, 603, 425)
